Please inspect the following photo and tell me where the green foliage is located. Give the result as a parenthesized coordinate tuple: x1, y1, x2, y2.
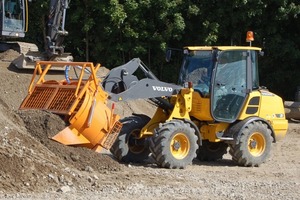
(24, 0, 50, 50)
(24, 0, 300, 100)
(257, 0, 300, 100)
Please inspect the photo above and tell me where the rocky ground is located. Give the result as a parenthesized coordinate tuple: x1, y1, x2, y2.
(0, 50, 299, 199)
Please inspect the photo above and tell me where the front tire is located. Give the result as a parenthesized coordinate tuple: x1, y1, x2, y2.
(150, 120, 198, 169)
(110, 114, 151, 163)
(229, 121, 273, 167)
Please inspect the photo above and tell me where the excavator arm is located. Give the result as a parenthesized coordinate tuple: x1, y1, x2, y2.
(45, 0, 70, 57)
(10, 0, 73, 69)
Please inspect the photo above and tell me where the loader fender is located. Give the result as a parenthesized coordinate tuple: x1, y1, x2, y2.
(227, 117, 276, 145)
(182, 118, 202, 146)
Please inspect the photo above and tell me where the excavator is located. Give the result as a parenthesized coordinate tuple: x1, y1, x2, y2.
(19, 31, 288, 168)
(0, 0, 72, 69)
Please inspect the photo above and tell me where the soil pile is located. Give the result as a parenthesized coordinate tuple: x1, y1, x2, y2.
(0, 49, 154, 194)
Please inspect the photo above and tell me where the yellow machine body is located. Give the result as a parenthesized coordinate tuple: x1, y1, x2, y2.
(139, 46, 288, 143)
(189, 90, 287, 142)
(140, 87, 288, 142)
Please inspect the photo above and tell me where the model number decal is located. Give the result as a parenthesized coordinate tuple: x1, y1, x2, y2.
(152, 86, 173, 92)
(261, 91, 274, 96)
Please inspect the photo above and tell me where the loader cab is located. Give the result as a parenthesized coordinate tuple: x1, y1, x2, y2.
(0, 0, 27, 38)
(178, 46, 261, 123)
(178, 47, 214, 96)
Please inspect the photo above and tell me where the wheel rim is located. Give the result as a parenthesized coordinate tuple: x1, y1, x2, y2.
(170, 133, 190, 159)
(248, 132, 266, 157)
(128, 129, 145, 154)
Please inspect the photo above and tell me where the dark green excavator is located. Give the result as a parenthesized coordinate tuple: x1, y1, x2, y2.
(0, 0, 72, 69)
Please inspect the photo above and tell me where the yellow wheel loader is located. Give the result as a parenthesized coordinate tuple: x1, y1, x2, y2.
(19, 35, 288, 169)
(102, 46, 288, 168)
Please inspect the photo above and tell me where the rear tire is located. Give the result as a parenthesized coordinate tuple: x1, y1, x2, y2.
(150, 120, 198, 169)
(197, 140, 228, 161)
(110, 114, 151, 163)
(229, 121, 272, 167)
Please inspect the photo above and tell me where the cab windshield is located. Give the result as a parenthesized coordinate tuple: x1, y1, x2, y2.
(178, 50, 213, 96)
(0, 0, 25, 36)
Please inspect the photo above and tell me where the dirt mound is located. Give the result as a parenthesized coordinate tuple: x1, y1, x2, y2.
(0, 49, 20, 61)
(0, 107, 66, 193)
(0, 53, 140, 194)
(17, 109, 121, 172)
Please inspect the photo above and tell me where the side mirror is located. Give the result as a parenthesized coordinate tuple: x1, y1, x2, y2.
(165, 49, 172, 62)
(259, 51, 264, 56)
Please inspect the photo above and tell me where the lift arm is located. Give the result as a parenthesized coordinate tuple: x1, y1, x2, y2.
(102, 58, 183, 104)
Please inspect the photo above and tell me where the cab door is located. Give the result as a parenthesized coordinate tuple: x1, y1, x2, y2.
(211, 50, 249, 122)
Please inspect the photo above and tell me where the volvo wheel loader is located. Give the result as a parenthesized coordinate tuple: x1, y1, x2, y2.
(19, 33, 288, 169)
(102, 42, 288, 168)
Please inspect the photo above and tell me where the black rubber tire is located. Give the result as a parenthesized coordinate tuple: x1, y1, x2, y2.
(197, 140, 228, 161)
(229, 121, 273, 167)
(110, 114, 151, 163)
(150, 120, 198, 169)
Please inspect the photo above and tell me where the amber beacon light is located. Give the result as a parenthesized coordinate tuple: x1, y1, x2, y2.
(246, 31, 254, 46)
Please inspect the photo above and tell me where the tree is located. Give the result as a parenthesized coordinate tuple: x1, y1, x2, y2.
(258, 0, 300, 100)
(23, 0, 300, 99)
(24, 1, 49, 51)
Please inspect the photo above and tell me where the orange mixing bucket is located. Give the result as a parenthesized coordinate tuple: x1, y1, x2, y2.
(19, 61, 122, 152)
